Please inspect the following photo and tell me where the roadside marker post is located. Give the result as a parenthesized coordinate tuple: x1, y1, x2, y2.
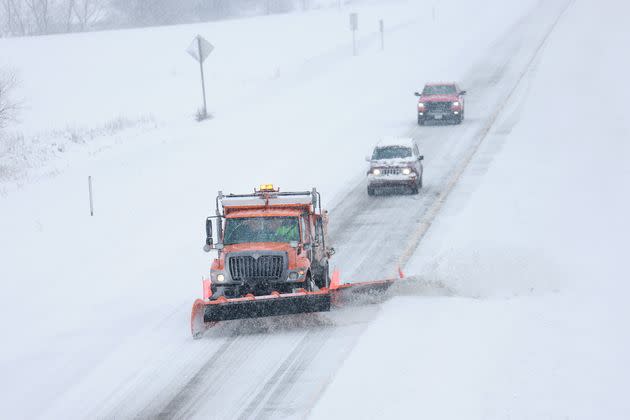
(349, 13, 358, 56)
(379, 19, 384, 50)
(88, 176, 94, 216)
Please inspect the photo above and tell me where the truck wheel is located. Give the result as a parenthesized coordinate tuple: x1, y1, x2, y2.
(305, 273, 316, 292)
(418, 116, 425, 126)
(367, 186, 375, 196)
(315, 264, 330, 289)
(455, 114, 463, 124)
(419, 174, 423, 189)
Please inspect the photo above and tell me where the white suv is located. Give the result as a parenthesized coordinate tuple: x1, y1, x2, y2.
(366, 137, 424, 196)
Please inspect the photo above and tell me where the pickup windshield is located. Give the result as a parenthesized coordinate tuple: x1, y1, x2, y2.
(422, 85, 457, 95)
(372, 146, 412, 160)
(223, 217, 299, 245)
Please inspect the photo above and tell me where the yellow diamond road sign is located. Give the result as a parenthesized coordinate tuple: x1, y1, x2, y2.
(187, 35, 214, 63)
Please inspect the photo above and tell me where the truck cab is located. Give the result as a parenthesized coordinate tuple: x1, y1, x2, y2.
(204, 185, 333, 299)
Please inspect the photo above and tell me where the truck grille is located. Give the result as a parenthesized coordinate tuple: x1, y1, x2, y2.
(228, 254, 285, 281)
(380, 167, 401, 175)
(425, 102, 452, 113)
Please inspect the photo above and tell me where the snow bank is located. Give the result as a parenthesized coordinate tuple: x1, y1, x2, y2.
(311, 0, 630, 418)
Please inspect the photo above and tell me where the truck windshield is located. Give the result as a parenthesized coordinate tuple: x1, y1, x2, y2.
(372, 146, 412, 160)
(422, 85, 457, 95)
(223, 217, 300, 245)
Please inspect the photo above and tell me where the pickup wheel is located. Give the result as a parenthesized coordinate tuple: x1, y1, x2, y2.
(367, 186, 376, 196)
(417, 116, 425, 126)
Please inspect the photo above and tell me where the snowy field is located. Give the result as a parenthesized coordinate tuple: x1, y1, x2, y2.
(1, 0, 628, 418)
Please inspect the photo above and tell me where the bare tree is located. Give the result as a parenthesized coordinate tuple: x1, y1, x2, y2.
(72, 0, 105, 30)
(2, 0, 28, 35)
(24, 0, 50, 34)
(0, 70, 20, 130)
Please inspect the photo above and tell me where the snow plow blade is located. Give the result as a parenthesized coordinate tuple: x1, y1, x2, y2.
(191, 269, 405, 338)
(203, 292, 331, 322)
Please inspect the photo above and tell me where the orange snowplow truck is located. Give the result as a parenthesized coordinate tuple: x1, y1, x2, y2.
(191, 185, 336, 336)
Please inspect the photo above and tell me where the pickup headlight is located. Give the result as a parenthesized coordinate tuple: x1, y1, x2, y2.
(216, 273, 226, 282)
(452, 101, 460, 106)
(372, 168, 381, 175)
(402, 168, 412, 175)
(418, 102, 425, 108)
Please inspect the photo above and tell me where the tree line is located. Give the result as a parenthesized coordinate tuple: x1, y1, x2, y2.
(1, 0, 321, 37)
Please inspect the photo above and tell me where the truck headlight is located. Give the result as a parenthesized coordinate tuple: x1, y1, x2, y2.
(372, 168, 381, 175)
(418, 102, 425, 108)
(402, 168, 412, 175)
(288, 272, 299, 280)
(452, 101, 460, 106)
(216, 274, 226, 282)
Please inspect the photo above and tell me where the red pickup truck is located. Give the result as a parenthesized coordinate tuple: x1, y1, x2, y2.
(414, 82, 466, 125)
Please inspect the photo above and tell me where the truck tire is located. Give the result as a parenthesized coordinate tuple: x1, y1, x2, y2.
(305, 273, 316, 292)
(418, 116, 425, 126)
(315, 264, 330, 289)
(367, 186, 376, 196)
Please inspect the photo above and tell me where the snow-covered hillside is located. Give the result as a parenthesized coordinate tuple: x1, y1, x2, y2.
(1, 0, 627, 418)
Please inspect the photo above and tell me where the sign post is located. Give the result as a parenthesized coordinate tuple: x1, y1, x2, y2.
(349, 13, 358, 56)
(187, 35, 214, 120)
(379, 19, 384, 51)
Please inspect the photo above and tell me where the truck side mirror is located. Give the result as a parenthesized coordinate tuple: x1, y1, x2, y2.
(205, 218, 213, 246)
(414, 92, 421, 97)
(365, 155, 372, 162)
(419, 155, 424, 161)
(460, 90, 467, 95)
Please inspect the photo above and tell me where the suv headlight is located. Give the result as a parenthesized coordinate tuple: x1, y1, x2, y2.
(452, 101, 460, 106)
(418, 102, 425, 108)
(372, 168, 381, 175)
(402, 168, 412, 175)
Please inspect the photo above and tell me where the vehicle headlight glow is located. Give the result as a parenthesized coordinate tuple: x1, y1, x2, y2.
(216, 274, 225, 282)
(452, 101, 460, 106)
(372, 168, 381, 175)
(418, 102, 425, 108)
(402, 168, 412, 175)
(288, 272, 299, 281)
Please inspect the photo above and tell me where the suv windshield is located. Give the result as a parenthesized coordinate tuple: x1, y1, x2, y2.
(422, 85, 457, 95)
(372, 146, 412, 160)
(223, 217, 299, 245)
